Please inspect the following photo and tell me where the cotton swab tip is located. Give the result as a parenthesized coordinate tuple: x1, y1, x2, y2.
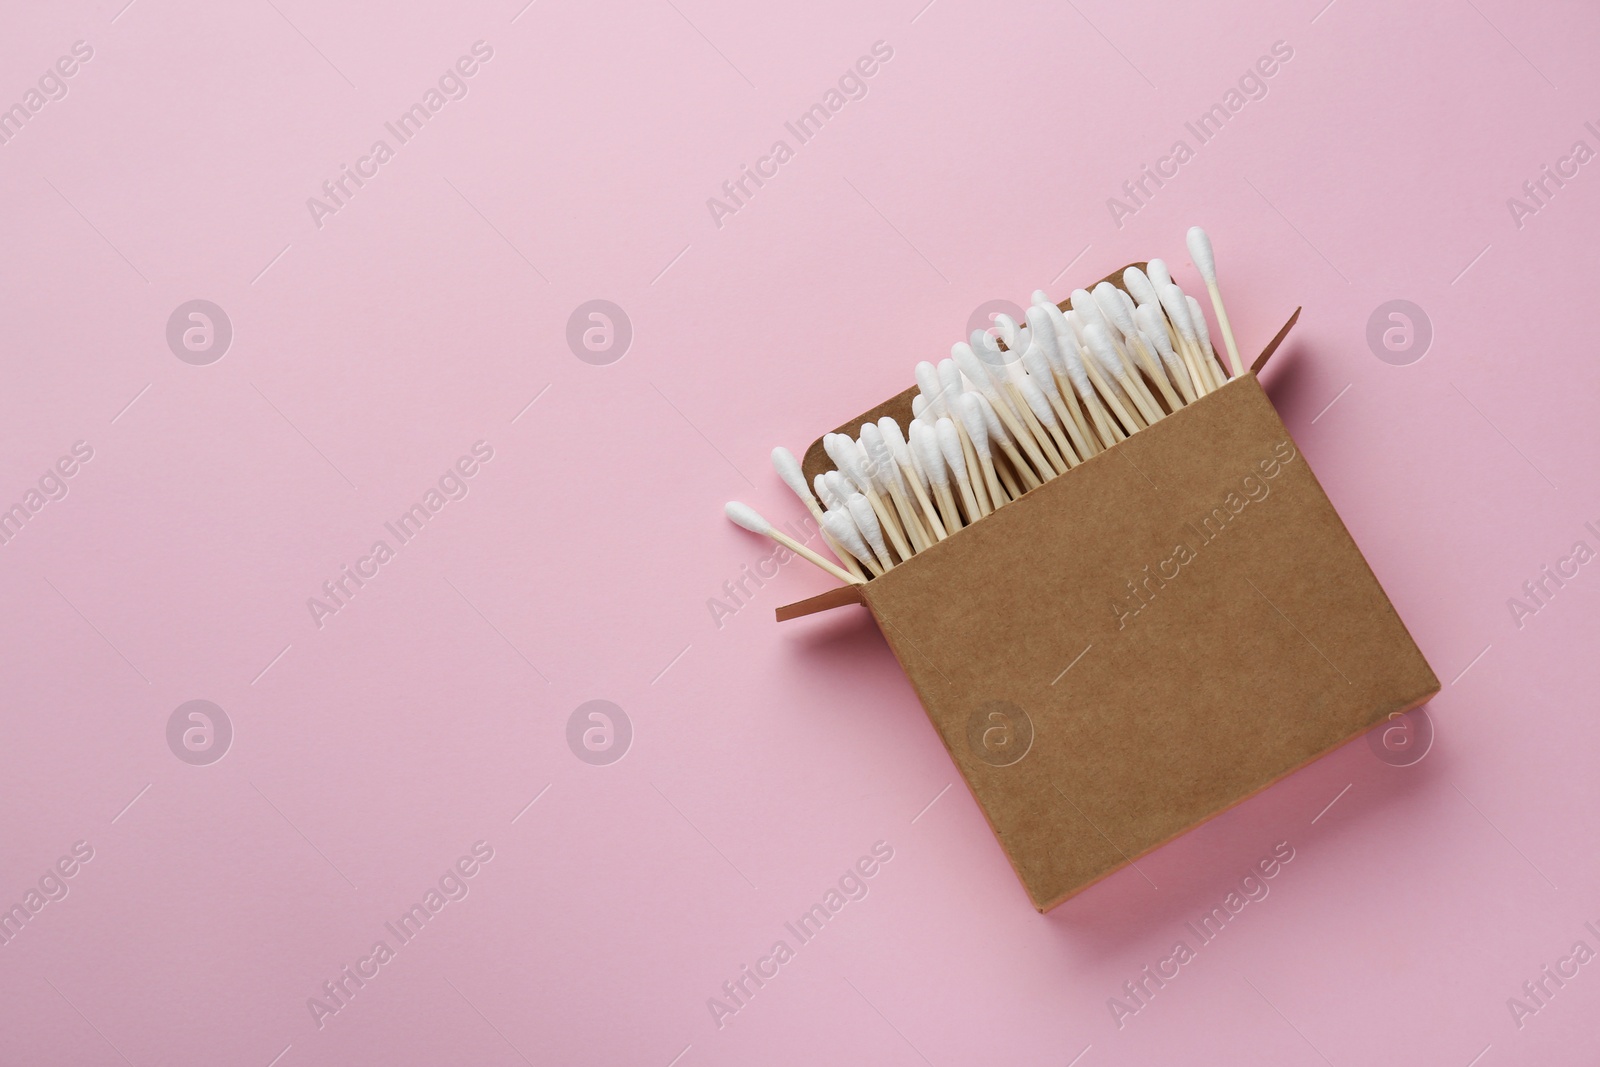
(1137, 304, 1176, 359)
(1092, 281, 1137, 337)
(771, 447, 809, 499)
(1123, 266, 1158, 307)
(1158, 283, 1197, 342)
(935, 417, 965, 476)
(814, 473, 841, 510)
(1083, 321, 1123, 376)
(1146, 258, 1172, 289)
(878, 417, 911, 465)
(1069, 288, 1104, 329)
(956, 393, 991, 459)
(831, 436, 869, 489)
(937, 358, 964, 401)
(1024, 305, 1060, 362)
(992, 312, 1022, 351)
(845, 493, 884, 549)
(1019, 374, 1057, 427)
(1019, 341, 1053, 389)
(910, 421, 949, 488)
(724, 501, 770, 535)
(952, 343, 999, 399)
(822, 510, 870, 562)
(972, 391, 1011, 446)
(914, 361, 942, 406)
(1186, 294, 1216, 354)
(1186, 226, 1217, 284)
(824, 470, 855, 506)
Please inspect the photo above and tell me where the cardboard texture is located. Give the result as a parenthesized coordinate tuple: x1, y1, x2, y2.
(781, 274, 1438, 911)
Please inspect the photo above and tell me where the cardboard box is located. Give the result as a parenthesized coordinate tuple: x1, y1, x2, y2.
(778, 267, 1439, 911)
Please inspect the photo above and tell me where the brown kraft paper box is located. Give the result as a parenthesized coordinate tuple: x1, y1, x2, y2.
(778, 267, 1440, 911)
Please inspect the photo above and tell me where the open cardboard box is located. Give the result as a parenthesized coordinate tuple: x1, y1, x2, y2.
(779, 265, 1439, 911)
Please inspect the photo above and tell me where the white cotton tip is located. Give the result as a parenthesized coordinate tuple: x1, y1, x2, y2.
(771, 447, 810, 502)
(1024, 305, 1061, 365)
(1159, 283, 1197, 343)
(993, 313, 1023, 351)
(952, 342, 1001, 401)
(878, 417, 911, 468)
(1083, 322, 1124, 379)
(1186, 226, 1217, 285)
(935, 417, 967, 484)
(1137, 304, 1176, 360)
(972, 390, 1012, 446)
(1018, 374, 1058, 429)
(1032, 289, 1054, 306)
(910, 420, 949, 489)
(860, 423, 895, 489)
(854, 439, 882, 488)
(914, 361, 944, 413)
(911, 393, 935, 425)
(829, 435, 870, 493)
(956, 392, 991, 460)
(832, 444, 870, 495)
(1093, 281, 1137, 339)
(1061, 333, 1094, 396)
(1186, 294, 1216, 356)
(1123, 266, 1158, 307)
(1117, 286, 1138, 324)
(1147, 258, 1172, 289)
(1019, 341, 1055, 393)
(822, 509, 871, 565)
(1040, 303, 1074, 376)
(937, 359, 964, 406)
(724, 501, 771, 535)
(1145, 329, 1188, 395)
(845, 493, 887, 561)
(824, 470, 855, 508)
(1069, 289, 1106, 333)
(821, 432, 848, 471)
(814, 473, 842, 510)
(969, 330, 1012, 371)
(905, 433, 932, 490)
(1063, 308, 1089, 348)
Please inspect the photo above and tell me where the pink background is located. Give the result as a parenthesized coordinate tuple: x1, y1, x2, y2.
(2, 0, 1597, 1063)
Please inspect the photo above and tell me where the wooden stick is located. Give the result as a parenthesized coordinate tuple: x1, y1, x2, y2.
(865, 486, 912, 562)
(821, 512, 885, 578)
(1082, 353, 1144, 436)
(772, 529, 866, 583)
(994, 454, 1023, 499)
(953, 418, 992, 516)
(1002, 381, 1068, 475)
(901, 457, 947, 540)
(1187, 294, 1231, 389)
(1188, 226, 1244, 377)
(1107, 335, 1165, 425)
(772, 447, 867, 581)
(934, 483, 963, 531)
(1065, 356, 1120, 448)
(886, 480, 929, 552)
(1136, 306, 1197, 406)
(728, 502, 864, 585)
(937, 418, 986, 521)
(1019, 376, 1079, 470)
(995, 435, 1042, 489)
(847, 496, 896, 572)
(1049, 366, 1100, 456)
(1126, 332, 1183, 414)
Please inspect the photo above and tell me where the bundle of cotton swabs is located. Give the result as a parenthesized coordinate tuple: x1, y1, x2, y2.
(726, 226, 1246, 586)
